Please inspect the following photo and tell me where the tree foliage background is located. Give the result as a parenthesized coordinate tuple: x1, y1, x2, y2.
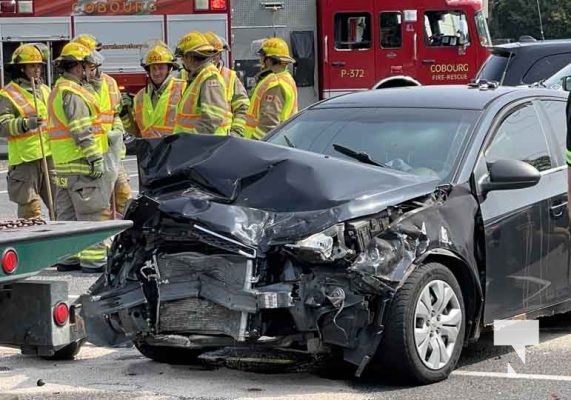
(489, 0, 571, 41)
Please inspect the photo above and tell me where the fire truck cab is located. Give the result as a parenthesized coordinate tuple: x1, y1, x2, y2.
(232, 0, 492, 108)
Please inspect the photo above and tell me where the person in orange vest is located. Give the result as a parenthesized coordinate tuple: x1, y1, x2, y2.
(134, 43, 186, 138)
(0, 44, 53, 219)
(203, 32, 250, 137)
(48, 42, 113, 273)
(173, 31, 231, 135)
(71, 34, 132, 218)
(244, 37, 299, 140)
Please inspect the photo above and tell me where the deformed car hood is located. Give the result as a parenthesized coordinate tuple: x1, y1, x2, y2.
(135, 135, 440, 246)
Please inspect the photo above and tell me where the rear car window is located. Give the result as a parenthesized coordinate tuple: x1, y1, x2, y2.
(522, 53, 571, 84)
(476, 53, 511, 83)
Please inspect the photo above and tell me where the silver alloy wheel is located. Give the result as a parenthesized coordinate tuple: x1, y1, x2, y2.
(414, 279, 462, 370)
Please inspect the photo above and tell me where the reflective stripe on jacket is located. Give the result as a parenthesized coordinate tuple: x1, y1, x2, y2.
(0, 81, 51, 166)
(99, 73, 121, 133)
(244, 70, 298, 140)
(134, 78, 186, 138)
(47, 78, 107, 171)
(220, 66, 250, 136)
(173, 63, 231, 135)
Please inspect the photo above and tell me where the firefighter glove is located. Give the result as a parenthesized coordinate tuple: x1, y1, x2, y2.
(121, 93, 133, 109)
(89, 157, 105, 179)
(24, 116, 45, 131)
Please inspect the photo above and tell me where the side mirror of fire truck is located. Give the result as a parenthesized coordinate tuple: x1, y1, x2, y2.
(562, 76, 571, 92)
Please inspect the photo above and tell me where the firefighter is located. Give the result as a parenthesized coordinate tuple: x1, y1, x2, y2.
(203, 31, 250, 137)
(173, 31, 231, 135)
(0, 44, 53, 219)
(48, 42, 113, 273)
(134, 43, 186, 138)
(72, 34, 133, 218)
(244, 37, 298, 140)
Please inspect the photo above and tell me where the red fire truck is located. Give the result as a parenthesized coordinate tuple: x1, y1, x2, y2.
(0, 0, 230, 93)
(231, 0, 492, 107)
(0, 0, 492, 109)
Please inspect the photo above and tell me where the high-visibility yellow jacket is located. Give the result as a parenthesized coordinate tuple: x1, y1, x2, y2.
(47, 76, 107, 174)
(244, 70, 298, 140)
(134, 77, 186, 138)
(219, 65, 250, 136)
(98, 73, 122, 134)
(173, 63, 231, 135)
(0, 80, 51, 166)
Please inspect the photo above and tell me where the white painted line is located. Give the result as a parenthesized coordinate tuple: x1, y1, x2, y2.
(0, 190, 7, 194)
(123, 157, 138, 163)
(129, 174, 138, 178)
(0, 170, 7, 175)
(453, 370, 571, 382)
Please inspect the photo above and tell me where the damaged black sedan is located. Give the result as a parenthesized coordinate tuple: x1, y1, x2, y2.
(81, 85, 571, 384)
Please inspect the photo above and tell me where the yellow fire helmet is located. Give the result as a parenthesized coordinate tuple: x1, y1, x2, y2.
(203, 31, 229, 52)
(9, 44, 45, 64)
(143, 45, 177, 68)
(175, 32, 218, 58)
(54, 42, 93, 63)
(71, 34, 102, 52)
(257, 37, 295, 63)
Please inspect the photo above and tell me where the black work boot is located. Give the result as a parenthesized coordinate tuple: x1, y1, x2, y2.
(55, 263, 81, 272)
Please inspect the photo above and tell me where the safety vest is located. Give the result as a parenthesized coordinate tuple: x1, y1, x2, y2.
(47, 78, 107, 172)
(173, 63, 231, 135)
(244, 70, 298, 140)
(220, 66, 236, 103)
(98, 73, 121, 134)
(0, 81, 51, 166)
(134, 78, 186, 138)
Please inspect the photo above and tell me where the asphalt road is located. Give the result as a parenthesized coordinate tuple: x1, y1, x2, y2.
(2, 158, 571, 399)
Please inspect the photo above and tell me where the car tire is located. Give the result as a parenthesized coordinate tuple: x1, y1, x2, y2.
(42, 339, 85, 360)
(134, 341, 202, 364)
(376, 262, 465, 384)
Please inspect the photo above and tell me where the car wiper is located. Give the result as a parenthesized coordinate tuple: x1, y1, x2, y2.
(283, 135, 295, 148)
(332, 143, 387, 168)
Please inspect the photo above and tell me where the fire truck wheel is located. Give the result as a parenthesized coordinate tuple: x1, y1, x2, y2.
(134, 341, 203, 364)
(42, 339, 85, 360)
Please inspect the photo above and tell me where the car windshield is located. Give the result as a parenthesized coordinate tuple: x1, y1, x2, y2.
(265, 107, 478, 182)
(542, 62, 571, 89)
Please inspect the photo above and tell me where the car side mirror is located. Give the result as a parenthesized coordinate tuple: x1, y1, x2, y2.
(480, 159, 540, 195)
(562, 76, 571, 92)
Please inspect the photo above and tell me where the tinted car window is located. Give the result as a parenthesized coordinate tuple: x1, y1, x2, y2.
(485, 103, 552, 171)
(523, 53, 571, 84)
(477, 53, 511, 83)
(538, 99, 567, 166)
(266, 107, 478, 181)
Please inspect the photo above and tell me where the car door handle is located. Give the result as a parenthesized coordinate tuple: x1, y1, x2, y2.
(422, 59, 436, 64)
(550, 201, 568, 218)
(331, 61, 346, 67)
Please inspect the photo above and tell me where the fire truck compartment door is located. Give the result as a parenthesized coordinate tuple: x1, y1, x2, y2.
(320, 0, 375, 98)
(167, 14, 230, 67)
(0, 17, 70, 41)
(75, 16, 164, 74)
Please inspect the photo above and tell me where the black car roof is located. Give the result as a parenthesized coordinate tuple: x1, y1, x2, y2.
(310, 86, 535, 111)
(490, 39, 571, 54)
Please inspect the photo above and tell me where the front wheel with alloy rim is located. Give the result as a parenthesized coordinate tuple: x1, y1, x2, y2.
(376, 262, 465, 384)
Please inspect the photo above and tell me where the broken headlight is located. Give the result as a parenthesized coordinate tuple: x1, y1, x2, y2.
(285, 225, 349, 263)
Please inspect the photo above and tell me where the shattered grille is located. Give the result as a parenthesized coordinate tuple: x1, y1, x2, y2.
(194, 225, 256, 258)
(159, 298, 242, 338)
